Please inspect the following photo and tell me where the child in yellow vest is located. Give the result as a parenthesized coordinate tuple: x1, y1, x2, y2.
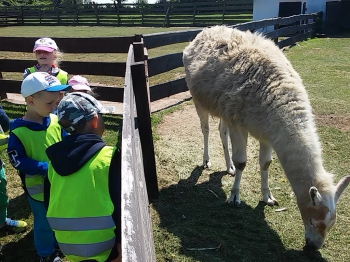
(45, 92, 121, 262)
(23, 37, 68, 85)
(7, 72, 71, 262)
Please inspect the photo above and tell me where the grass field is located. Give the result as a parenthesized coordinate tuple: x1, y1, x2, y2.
(1, 27, 350, 261)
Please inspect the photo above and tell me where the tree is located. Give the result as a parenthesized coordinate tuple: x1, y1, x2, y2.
(134, 0, 148, 4)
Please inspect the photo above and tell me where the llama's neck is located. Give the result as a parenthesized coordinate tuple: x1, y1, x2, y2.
(271, 123, 333, 196)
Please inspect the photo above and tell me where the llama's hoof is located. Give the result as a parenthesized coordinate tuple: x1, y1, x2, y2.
(265, 197, 279, 206)
(227, 195, 240, 206)
(203, 160, 211, 169)
(227, 167, 236, 176)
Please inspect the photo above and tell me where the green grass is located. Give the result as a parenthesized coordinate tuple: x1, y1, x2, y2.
(149, 34, 350, 262)
(1, 27, 350, 261)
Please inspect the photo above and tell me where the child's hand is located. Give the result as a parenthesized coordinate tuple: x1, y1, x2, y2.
(36, 65, 51, 73)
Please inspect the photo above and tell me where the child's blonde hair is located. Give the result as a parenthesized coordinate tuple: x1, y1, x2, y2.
(53, 49, 64, 68)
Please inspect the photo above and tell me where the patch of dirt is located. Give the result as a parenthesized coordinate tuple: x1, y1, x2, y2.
(315, 114, 350, 132)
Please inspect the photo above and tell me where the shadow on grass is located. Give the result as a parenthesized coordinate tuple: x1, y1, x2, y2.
(152, 166, 326, 262)
(7, 192, 32, 220)
(1, 230, 37, 262)
(0, 193, 36, 262)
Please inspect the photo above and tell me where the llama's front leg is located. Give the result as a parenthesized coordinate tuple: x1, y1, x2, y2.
(219, 119, 235, 175)
(194, 103, 211, 168)
(259, 141, 278, 206)
(227, 129, 247, 206)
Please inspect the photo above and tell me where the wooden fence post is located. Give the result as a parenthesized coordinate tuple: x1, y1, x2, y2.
(113, 1, 121, 26)
(163, 5, 170, 28)
(130, 39, 159, 201)
(20, 6, 24, 25)
(193, 3, 196, 26)
(39, 5, 42, 24)
(74, 3, 79, 25)
(56, 6, 60, 25)
(93, 3, 100, 25)
(222, 0, 226, 24)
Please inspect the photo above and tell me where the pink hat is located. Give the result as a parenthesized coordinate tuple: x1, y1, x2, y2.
(68, 75, 92, 92)
(33, 37, 58, 52)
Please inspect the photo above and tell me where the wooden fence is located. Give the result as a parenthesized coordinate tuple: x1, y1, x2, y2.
(122, 42, 157, 261)
(0, 0, 253, 27)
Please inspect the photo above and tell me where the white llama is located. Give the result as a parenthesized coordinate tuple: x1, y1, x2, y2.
(182, 25, 350, 249)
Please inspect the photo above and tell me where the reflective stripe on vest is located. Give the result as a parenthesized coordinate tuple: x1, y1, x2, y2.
(59, 238, 115, 258)
(26, 178, 44, 197)
(28, 67, 68, 84)
(12, 114, 63, 201)
(47, 215, 115, 231)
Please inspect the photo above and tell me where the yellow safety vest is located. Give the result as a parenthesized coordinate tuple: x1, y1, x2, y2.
(47, 146, 116, 262)
(11, 114, 63, 201)
(28, 67, 68, 84)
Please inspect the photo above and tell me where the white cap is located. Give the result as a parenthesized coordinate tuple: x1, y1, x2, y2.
(21, 72, 71, 98)
(33, 38, 58, 52)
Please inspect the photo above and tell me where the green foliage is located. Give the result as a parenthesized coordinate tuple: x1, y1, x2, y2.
(0, 0, 84, 6)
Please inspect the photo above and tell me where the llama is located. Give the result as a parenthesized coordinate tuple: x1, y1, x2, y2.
(182, 25, 350, 249)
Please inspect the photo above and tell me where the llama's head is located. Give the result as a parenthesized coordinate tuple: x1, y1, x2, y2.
(298, 175, 350, 249)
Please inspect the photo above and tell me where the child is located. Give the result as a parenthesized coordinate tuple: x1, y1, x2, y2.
(0, 105, 27, 234)
(7, 72, 71, 262)
(68, 75, 116, 113)
(23, 37, 68, 85)
(68, 75, 92, 93)
(44, 92, 122, 262)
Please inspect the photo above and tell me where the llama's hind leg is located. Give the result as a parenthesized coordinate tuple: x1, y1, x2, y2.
(219, 119, 235, 175)
(259, 141, 278, 206)
(227, 129, 248, 206)
(194, 103, 211, 168)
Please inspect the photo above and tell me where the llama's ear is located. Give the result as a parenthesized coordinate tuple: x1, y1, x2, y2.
(335, 175, 350, 204)
(309, 186, 322, 206)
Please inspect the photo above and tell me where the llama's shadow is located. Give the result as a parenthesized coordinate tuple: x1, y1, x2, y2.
(152, 166, 326, 262)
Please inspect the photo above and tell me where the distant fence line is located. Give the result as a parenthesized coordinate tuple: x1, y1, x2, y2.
(0, 0, 253, 27)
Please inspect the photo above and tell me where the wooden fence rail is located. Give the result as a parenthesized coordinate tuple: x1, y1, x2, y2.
(0, 0, 253, 27)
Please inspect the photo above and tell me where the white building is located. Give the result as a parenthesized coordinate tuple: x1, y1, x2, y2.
(253, 0, 335, 21)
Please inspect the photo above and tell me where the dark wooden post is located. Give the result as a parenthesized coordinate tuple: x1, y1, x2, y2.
(39, 5, 42, 24)
(193, 2, 196, 26)
(113, 1, 121, 26)
(56, 5, 60, 25)
(130, 37, 159, 201)
(93, 3, 100, 26)
(222, 0, 226, 24)
(74, 2, 79, 25)
(20, 6, 24, 25)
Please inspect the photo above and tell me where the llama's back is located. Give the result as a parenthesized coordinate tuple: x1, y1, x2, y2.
(183, 26, 313, 141)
